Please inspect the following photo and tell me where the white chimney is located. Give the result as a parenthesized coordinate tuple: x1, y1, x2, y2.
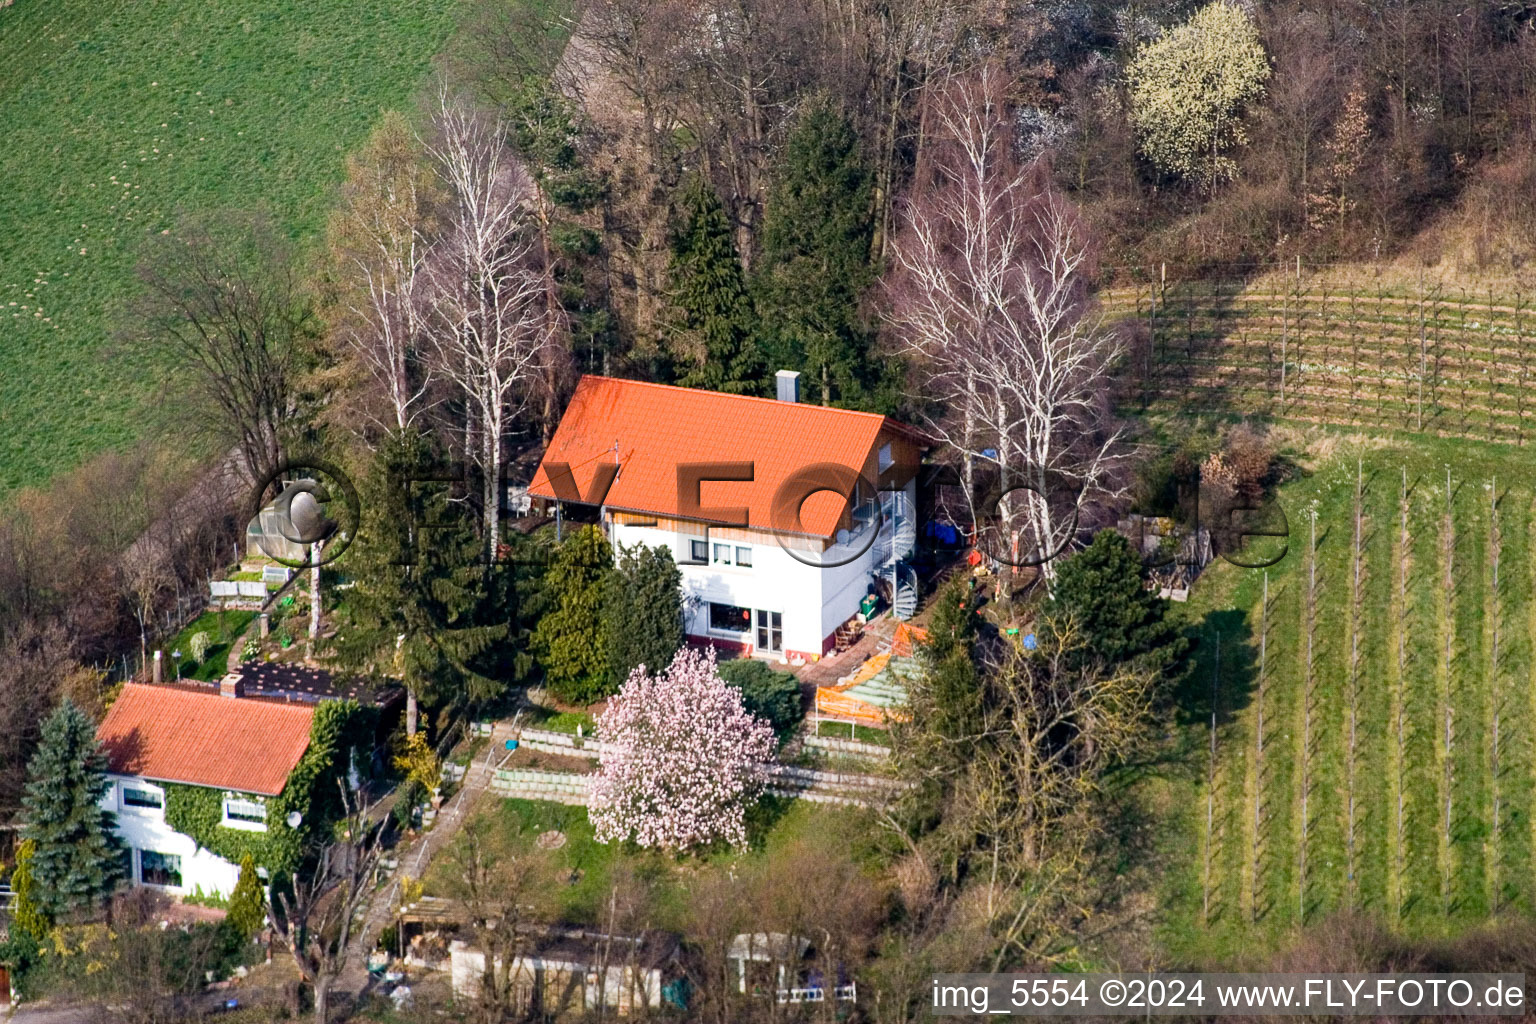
(219, 673, 245, 699)
(152, 650, 162, 685)
(775, 369, 801, 403)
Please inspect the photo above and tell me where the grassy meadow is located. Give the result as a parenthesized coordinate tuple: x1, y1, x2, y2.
(0, 0, 466, 494)
(1160, 431, 1536, 960)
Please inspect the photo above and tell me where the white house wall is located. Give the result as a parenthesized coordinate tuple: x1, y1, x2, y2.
(101, 774, 242, 900)
(607, 477, 916, 662)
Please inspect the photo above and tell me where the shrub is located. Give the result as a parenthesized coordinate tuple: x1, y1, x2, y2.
(394, 780, 427, 831)
(227, 855, 265, 939)
(717, 659, 804, 740)
(188, 631, 212, 665)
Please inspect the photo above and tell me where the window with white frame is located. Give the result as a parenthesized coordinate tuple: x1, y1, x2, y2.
(878, 442, 894, 473)
(140, 850, 182, 888)
(222, 795, 268, 831)
(711, 543, 753, 568)
(121, 783, 163, 811)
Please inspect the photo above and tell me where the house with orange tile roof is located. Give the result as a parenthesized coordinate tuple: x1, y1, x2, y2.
(529, 373, 926, 663)
(94, 679, 320, 899)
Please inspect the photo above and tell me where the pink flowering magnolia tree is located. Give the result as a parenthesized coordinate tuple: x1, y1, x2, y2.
(588, 647, 777, 852)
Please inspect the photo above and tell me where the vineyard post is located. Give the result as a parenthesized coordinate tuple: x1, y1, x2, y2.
(1442, 464, 1454, 917)
(1396, 465, 1409, 920)
(1205, 631, 1220, 924)
(1457, 289, 1470, 434)
(1517, 293, 1528, 447)
(1490, 475, 1502, 911)
(1319, 279, 1332, 381)
(1301, 500, 1319, 924)
(1488, 287, 1497, 441)
(1348, 456, 1364, 902)
(1280, 289, 1289, 411)
(1253, 570, 1268, 924)
(1418, 269, 1426, 431)
(1349, 291, 1362, 423)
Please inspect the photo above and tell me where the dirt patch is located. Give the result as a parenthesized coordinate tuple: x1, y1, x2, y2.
(506, 746, 595, 774)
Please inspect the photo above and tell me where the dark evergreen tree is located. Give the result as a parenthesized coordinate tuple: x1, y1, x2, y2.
(503, 79, 618, 377)
(668, 174, 765, 395)
(21, 700, 124, 919)
(604, 542, 684, 685)
(494, 530, 554, 690)
(532, 525, 614, 703)
(332, 430, 507, 734)
(1042, 529, 1190, 679)
(914, 581, 983, 744)
(754, 99, 887, 410)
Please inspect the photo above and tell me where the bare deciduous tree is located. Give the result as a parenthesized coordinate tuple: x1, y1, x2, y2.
(438, 817, 555, 1022)
(886, 67, 1122, 587)
(136, 212, 316, 487)
(890, 617, 1158, 968)
(325, 111, 440, 439)
(422, 92, 555, 557)
(267, 790, 384, 1024)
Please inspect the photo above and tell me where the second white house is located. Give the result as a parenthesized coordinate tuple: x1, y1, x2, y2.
(529, 373, 926, 664)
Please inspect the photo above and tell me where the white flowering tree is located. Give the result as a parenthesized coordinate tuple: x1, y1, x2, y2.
(1126, 0, 1269, 190)
(589, 647, 776, 852)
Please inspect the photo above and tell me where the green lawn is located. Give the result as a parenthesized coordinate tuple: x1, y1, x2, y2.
(424, 796, 875, 930)
(164, 608, 255, 681)
(1159, 430, 1536, 961)
(527, 709, 597, 735)
(811, 720, 892, 746)
(0, 0, 468, 494)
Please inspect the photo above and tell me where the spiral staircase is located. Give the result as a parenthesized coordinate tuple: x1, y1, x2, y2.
(870, 491, 919, 621)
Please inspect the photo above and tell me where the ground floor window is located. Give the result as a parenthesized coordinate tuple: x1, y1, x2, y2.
(121, 785, 162, 810)
(139, 850, 182, 888)
(709, 601, 753, 634)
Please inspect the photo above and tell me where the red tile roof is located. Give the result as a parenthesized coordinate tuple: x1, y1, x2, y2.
(96, 684, 315, 796)
(529, 376, 914, 537)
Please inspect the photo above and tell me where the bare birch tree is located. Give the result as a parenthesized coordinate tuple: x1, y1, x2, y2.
(422, 91, 557, 558)
(325, 111, 439, 438)
(886, 67, 1121, 585)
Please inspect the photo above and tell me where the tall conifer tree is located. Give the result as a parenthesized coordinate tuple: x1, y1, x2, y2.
(333, 430, 507, 734)
(604, 542, 685, 685)
(533, 525, 614, 703)
(668, 175, 765, 395)
(21, 700, 124, 918)
(754, 99, 885, 409)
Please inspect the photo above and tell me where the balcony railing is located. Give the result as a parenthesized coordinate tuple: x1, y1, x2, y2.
(776, 983, 857, 1004)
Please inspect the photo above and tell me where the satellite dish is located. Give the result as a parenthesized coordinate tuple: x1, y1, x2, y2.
(286, 811, 303, 829)
(287, 489, 328, 542)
